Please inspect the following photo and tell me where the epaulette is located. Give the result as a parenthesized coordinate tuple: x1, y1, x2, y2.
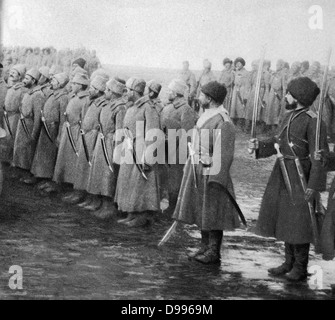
(69, 93, 76, 99)
(110, 98, 126, 112)
(96, 98, 108, 108)
(13, 82, 24, 90)
(218, 108, 232, 123)
(306, 110, 317, 118)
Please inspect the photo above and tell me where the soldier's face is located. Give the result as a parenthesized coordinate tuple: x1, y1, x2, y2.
(224, 63, 232, 70)
(23, 75, 35, 88)
(50, 78, 60, 90)
(167, 89, 176, 102)
(285, 92, 298, 110)
(38, 75, 48, 86)
(126, 88, 135, 102)
(9, 69, 20, 82)
(71, 82, 82, 94)
(105, 88, 113, 100)
(236, 62, 243, 70)
(199, 92, 210, 109)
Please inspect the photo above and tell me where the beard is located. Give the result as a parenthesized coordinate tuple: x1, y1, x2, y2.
(200, 100, 210, 110)
(24, 81, 33, 88)
(285, 100, 298, 110)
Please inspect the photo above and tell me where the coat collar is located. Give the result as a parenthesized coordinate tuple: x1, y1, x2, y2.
(135, 95, 150, 108)
(172, 97, 188, 109)
(77, 90, 90, 99)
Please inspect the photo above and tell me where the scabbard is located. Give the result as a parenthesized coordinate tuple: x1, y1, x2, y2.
(278, 157, 294, 203)
(66, 122, 79, 157)
(100, 133, 114, 173)
(80, 129, 92, 167)
(4, 111, 13, 137)
(20, 114, 31, 139)
(41, 110, 54, 144)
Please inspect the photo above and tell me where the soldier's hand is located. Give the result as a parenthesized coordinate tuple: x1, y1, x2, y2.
(305, 188, 317, 202)
(314, 149, 326, 161)
(248, 138, 259, 154)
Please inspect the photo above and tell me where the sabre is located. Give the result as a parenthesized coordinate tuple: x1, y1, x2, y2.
(41, 109, 54, 144)
(80, 129, 92, 167)
(3, 110, 13, 137)
(274, 143, 294, 203)
(100, 132, 114, 173)
(20, 113, 32, 139)
(315, 47, 332, 160)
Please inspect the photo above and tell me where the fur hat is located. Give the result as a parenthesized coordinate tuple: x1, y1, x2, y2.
(90, 75, 108, 92)
(287, 77, 320, 107)
(39, 66, 50, 79)
(201, 81, 227, 105)
(168, 79, 187, 96)
(106, 78, 126, 95)
(72, 73, 90, 86)
(26, 68, 41, 81)
(147, 80, 162, 94)
(126, 78, 146, 95)
(223, 58, 233, 65)
(72, 57, 86, 69)
(11, 64, 26, 77)
(234, 57, 246, 67)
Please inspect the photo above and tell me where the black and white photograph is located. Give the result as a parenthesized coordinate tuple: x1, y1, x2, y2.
(0, 0, 335, 303)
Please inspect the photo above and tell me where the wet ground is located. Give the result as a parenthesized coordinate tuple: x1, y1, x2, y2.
(0, 132, 334, 300)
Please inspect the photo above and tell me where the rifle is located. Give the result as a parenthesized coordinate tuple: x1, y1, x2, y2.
(315, 48, 332, 160)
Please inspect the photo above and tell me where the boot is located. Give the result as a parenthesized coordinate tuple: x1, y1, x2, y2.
(125, 212, 149, 228)
(77, 197, 93, 208)
(195, 230, 223, 264)
(188, 231, 209, 259)
(117, 213, 136, 224)
(84, 196, 102, 211)
(286, 244, 310, 282)
(63, 191, 85, 204)
(37, 180, 51, 190)
(268, 243, 295, 276)
(93, 198, 117, 219)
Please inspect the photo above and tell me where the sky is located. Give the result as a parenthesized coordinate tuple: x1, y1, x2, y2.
(1, 0, 335, 70)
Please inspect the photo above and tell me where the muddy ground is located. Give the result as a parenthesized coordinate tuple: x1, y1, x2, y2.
(0, 131, 334, 300)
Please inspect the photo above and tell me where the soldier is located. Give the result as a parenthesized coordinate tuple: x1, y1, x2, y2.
(31, 73, 69, 192)
(195, 59, 216, 113)
(288, 61, 302, 83)
(115, 78, 161, 228)
(160, 79, 197, 212)
(179, 61, 197, 107)
(230, 57, 250, 130)
(218, 58, 234, 112)
(3, 64, 27, 164)
(264, 59, 287, 133)
(86, 78, 126, 218)
(245, 60, 270, 134)
(172, 81, 240, 264)
(13, 68, 46, 183)
(146, 80, 163, 114)
(53, 73, 90, 198)
(24, 48, 34, 69)
(41, 48, 53, 68)
(72, 58, 87, 73)
(38, 66, 52, 98)
(33, 47, 42, 68)
(301, 61, 310, 77)
(249, 77, 328, 281)
(69, 76, 108, 208)
(0, 64, 7, 128)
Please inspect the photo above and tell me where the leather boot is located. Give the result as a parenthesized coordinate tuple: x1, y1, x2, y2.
(84, 196, 102, 211)
(125, 212, 149, 228)
(268, 243, 295, 276)
(117, 213, 136, 224)
(195, 231, 223, 264)
(77, 197, 93, 208)
(65, 191, 86, 204)
(93, 199, 117, 219)
(286, 244, 310, 282)
(188, 231, 209, 259)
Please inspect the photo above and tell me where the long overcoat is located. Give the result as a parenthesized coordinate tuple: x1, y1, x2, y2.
(172, 108, 240, 231)
(53, 90, 90, 185)
(115, 96, 162, 213)
(13, 86, 45, 170)
(230, 68, 250, 119)
(87, 98, 126, 197)
(256, 109, 328, 244)
(31, 89, 68, 179)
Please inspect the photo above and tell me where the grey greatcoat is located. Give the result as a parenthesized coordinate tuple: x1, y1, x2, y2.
(31, 89, 68, 179)
(53, 90, 90, 185)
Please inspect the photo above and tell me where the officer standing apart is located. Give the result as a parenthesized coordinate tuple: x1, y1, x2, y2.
(249, 77, 328, 282)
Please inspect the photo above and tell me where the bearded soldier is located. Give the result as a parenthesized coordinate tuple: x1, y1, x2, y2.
(86, 78, 126, 218)
(31, 73, 69, 193)
(70, 76, 108, 209)
(115, 78, 162, 228)
(230, 57, 250, 130)
(37, 66, 52, 98)
(249, 77, 328, 282)
(2, 64, 27, 163)
(218, 58, 234, 112)
(160, 79, 197, 212)
(13, 68, 46, 183)
(264, 59, 287, 133)
(179, 61, 197, 107)
(53, 73, 90, 197)
(173, 81, 240, 264)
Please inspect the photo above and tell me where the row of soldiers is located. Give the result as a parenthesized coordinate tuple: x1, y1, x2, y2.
(0, 59, 198, 228)
(180, 58, 335, 139)
(1, 46, 102, 82)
